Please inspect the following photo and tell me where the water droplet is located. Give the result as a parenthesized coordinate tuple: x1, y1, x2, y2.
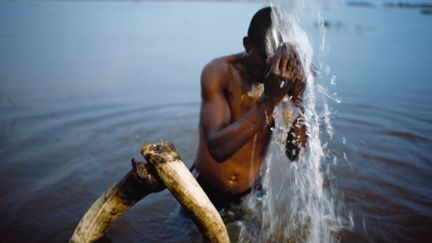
(330, 75, 337, 85)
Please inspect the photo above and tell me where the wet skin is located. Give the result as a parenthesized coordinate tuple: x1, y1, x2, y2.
(195, 42, 308, 194)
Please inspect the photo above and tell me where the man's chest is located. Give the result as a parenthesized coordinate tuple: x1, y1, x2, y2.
(226, 82, 264, 120)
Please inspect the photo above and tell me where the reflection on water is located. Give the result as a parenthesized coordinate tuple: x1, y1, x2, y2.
(0, 1, 431, 242)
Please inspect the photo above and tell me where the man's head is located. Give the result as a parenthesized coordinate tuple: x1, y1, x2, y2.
(243, 7, 274, 82)
(244, 7, 273, 58)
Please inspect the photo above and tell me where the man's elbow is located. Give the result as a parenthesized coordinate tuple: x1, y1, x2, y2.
(205, 133, 231, 163)
(286, 148, 300, 161)
(207, 146, 229, 163)
(285, 136, 307, 161)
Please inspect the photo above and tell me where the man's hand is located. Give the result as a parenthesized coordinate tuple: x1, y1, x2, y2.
(263, 43, 305, 104)
(262, 43, 308, 161)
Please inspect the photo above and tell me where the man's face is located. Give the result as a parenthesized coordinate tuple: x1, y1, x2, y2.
(249, 40, 270, 83)
(246, 28, 283, 83)
(265, 28, 283, 58)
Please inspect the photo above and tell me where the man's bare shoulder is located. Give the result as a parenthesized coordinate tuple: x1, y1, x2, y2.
(201, 54, 241, 86)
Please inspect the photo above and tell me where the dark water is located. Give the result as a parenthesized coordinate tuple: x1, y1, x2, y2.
(0, 1, 431, 242)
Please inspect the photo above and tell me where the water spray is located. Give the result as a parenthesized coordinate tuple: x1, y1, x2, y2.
(238, 1, 350, 242)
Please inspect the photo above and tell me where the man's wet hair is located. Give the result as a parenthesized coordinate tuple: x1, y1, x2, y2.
(247, 7, 273, 46)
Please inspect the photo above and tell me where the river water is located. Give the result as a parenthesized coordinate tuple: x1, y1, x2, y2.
(0, 1, 431, 242)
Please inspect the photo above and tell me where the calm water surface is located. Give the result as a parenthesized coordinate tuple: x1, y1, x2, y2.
(0, 1, 431, 242)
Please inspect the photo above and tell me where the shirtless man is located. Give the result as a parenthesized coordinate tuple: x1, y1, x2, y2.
(193, 7, 307, 208)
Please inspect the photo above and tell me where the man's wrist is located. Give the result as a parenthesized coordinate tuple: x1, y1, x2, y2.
(258, 96, 274, 110)
(257, 96, 275, 124)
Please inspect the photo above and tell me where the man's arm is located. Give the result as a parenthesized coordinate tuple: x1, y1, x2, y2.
(285, 62, 308, 161)
(200, 62, 274, 163)
(278, 44, 308, 161)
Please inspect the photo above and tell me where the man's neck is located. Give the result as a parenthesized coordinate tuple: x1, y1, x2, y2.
(236, 52, 260, 85)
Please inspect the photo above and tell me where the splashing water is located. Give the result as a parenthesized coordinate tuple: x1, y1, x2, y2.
(237, 1, 352, 242)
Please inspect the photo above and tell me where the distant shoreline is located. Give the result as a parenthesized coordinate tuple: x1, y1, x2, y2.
(39, 0, 432, 7)
(23, 0, 432, 13)
(346, 1, 432, 8)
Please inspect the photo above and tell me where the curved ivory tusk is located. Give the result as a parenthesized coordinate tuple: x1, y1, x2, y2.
(70, 160, 163, 243)
(71, 142, 230, 243)
(141, 142, 230, 243)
